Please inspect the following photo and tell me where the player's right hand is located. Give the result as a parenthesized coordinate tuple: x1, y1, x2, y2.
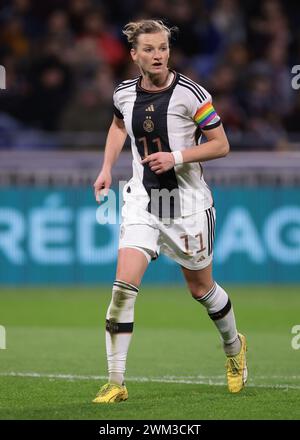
(93, 169, 112, 203)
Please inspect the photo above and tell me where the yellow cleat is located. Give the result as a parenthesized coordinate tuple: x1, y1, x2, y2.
(92, 383, 128, 404)
(226, 333, 248, 393)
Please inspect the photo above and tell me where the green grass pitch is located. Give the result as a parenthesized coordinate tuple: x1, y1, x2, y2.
(0, 285, 299, 420)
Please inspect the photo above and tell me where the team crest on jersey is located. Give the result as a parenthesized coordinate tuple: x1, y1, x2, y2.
(143, 116, 154, 132)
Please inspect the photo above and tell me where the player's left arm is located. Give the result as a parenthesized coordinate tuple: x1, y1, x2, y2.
(181, 123, 230, 164)
(141, 124, 229, 175)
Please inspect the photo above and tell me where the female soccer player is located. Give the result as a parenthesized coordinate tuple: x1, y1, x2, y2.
(92, 19, 247, 403)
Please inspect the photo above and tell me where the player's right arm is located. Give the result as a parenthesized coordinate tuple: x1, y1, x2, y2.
(94, 115, 127, 203)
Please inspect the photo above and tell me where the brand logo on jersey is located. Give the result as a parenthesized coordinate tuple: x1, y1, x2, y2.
(143, 116, 154, 132)
(145, 104, 155, 112)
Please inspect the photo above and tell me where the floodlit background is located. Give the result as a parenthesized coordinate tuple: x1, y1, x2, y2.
(0, 0, 299, 420)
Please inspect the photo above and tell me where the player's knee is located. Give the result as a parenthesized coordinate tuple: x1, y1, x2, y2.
(115, 265, 143, 288)
(115, 273, 140, 288)
(188, 281, 215, 299)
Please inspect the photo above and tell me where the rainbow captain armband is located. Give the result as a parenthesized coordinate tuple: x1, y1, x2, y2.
(194, 102, 220, 129)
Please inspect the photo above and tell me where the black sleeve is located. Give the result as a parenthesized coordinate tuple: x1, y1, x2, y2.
(113, 104, 124, 120)
(201, 119, 222, 130)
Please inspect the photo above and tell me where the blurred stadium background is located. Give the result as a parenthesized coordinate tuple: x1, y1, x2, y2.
(0, 0, 300, 420)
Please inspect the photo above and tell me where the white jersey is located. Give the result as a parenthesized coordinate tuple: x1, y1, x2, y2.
(113, 71, 221, 218)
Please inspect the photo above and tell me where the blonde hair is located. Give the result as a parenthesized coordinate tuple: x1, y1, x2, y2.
(122, 19, 177, 48)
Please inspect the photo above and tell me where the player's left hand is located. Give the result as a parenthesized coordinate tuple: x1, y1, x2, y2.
(141, 152, 175, 174)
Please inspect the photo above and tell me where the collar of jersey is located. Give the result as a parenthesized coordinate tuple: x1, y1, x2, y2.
(137, 70, 178, 93)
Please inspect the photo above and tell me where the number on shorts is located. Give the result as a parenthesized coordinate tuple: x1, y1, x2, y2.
(180, 233, 206, 255)
(195, 232, 206, 253)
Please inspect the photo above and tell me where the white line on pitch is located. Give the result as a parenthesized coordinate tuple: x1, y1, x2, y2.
(0, 372, 299, 390)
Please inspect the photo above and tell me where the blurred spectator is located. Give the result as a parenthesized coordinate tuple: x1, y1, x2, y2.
(77, 9, 127, 68)
(211, 0, 246, 46)
(68, 0, 93, 34)
(213, 95, 245, 132)
(244, 115, 287, 151)
(59, 65, 115, 140)
(59, 84, 112, 134)
(209, 64, 237, 95)
(248, 0, 290, 57)
(139, 0, 169, 20)
(170, 0, 221, 57)
(0, 0, 43, 40)
(0, 16, 30, 57)
(46, 9, 74, 48)
(23, 56, 72, 130)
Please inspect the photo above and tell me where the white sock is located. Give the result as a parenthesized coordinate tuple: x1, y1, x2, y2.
(105, 280, 138, 385)
(196, 282, 241, 356)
